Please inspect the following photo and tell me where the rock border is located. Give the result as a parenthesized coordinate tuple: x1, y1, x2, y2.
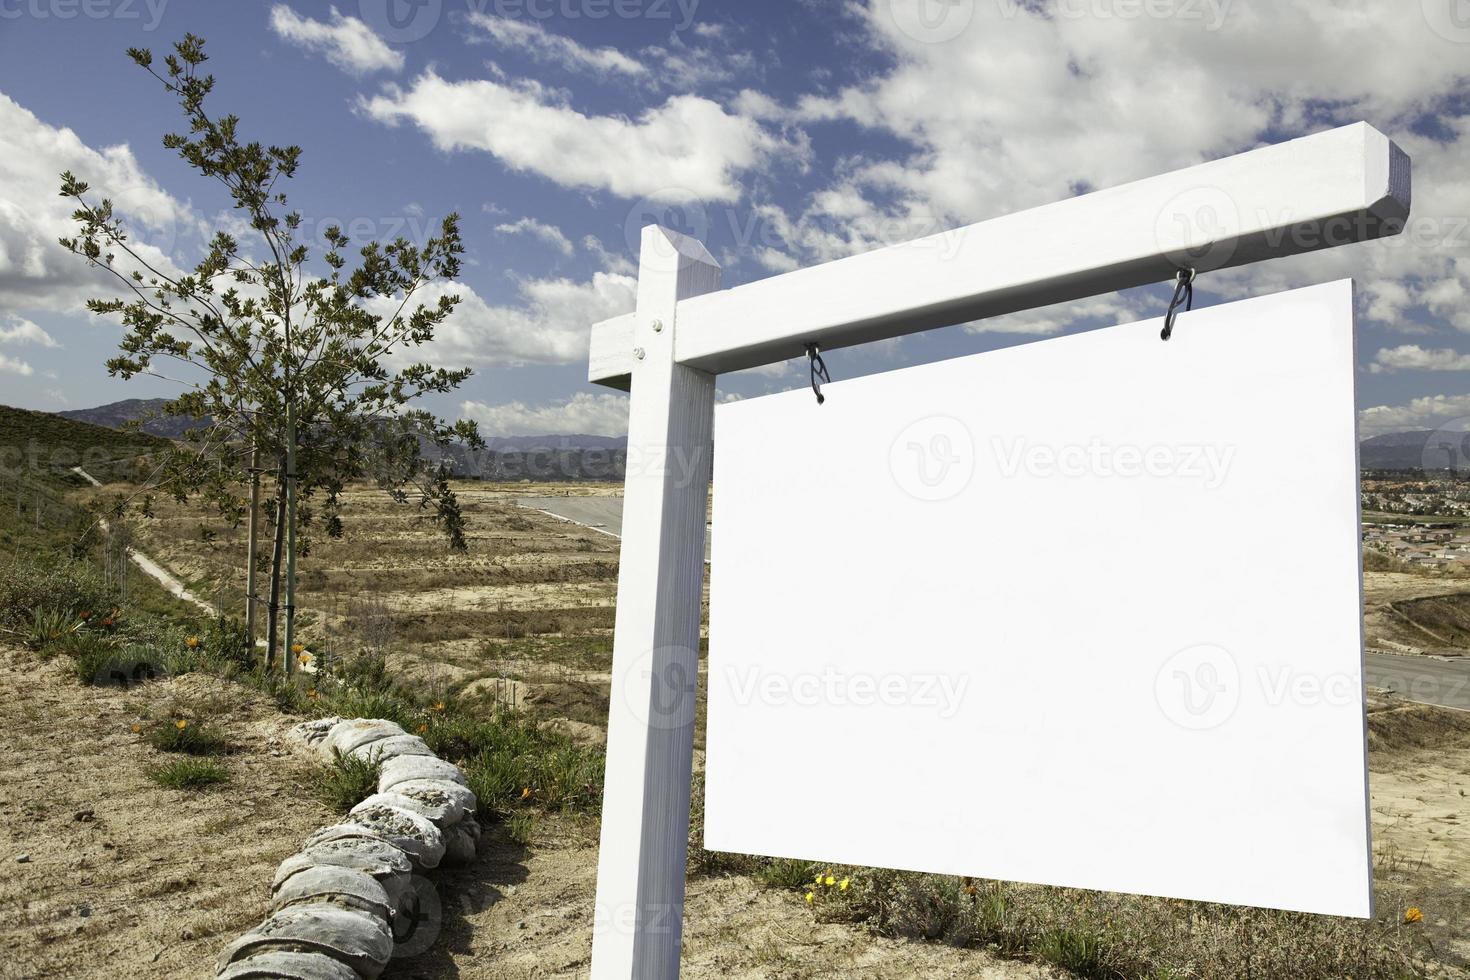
(214, 717, 479, 979)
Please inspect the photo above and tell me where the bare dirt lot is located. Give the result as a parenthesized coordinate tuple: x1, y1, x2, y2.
(21, 480, 1467, 977)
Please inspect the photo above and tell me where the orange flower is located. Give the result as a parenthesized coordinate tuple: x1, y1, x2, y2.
(520, 787, 532, 800)
(432, 701, 445, 712)
(185, 636, 200, 649)
(416, 723, 428, 734)
(174, 719, 189, 731)
(1405, 907, 1424, 924)
(130, 724, 141, 734)
(290, 643, 305, 655)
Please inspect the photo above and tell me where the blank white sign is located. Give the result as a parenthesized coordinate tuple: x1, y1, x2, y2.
(705, 280, 1371, 918)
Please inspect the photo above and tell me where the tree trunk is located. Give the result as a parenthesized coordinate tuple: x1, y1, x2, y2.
(245, 445, 261, 656)
(284, 400, 299, 677)
(264, 477, 288, 671)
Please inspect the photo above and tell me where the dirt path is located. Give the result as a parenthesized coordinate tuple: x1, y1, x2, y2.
(71, 466, 214, 616)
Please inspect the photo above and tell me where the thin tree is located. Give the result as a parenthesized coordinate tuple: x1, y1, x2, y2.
(60, 34, 482, 668)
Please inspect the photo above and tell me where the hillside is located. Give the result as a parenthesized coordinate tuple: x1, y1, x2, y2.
(0, 403, 168, 554)
(58, 398, 207, 439)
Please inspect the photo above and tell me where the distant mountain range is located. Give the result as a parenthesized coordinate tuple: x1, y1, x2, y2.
(1360, 430, 1469, 471)
(50, 399, 628, 480)
(50, 399, 1464, 474)
(58, 398, 208, 439)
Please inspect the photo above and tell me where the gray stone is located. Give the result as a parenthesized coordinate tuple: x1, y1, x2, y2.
(270, 865, 392, 920)
(215, 904, 392, 979)
(377, 754, 467, 792)
(388, 779, 477, 825)
(321, 719, 405, 759)
(274, 837, 412, 893)
(443, 818, 481, 865)
(352, 788, 461, 830)
(216, 950, 360, 980)
(347, 734, 433, 764)
(344, 803, 445, 870)
(288, 717, 343, 751)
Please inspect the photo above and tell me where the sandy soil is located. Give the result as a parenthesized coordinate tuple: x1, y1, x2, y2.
(0, 645, 1050, 980)
(0, 647, 330, 980)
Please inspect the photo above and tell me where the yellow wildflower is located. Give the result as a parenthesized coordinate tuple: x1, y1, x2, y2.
(521, 787, 533, 800)
(417, 723, 428, 734)
(839, 878, 850, 892)
(824, 875, 835, 887)
(433, 701, 445, 712)
(185, 636, 199, 649)
(805, 891, 814, 904)
(174, 719, 189, 730)
(290, 643, 305, 655)
(1405, 907, 1424, 924)
(130, 724, 141, 734)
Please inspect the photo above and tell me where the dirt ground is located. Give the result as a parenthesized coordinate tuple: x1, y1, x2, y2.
(14, 483, 1467, 977)
(0, 644, 1052, 980)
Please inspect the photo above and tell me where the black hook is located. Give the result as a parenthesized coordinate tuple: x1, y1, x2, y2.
(806, 343, 831, 405)
(1160, 267, 1196, 341)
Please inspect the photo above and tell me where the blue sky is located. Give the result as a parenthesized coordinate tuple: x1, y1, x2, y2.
(1, 0, 1468, 437)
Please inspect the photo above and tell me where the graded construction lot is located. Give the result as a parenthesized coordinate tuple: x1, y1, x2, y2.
(28, 479, 1467, 977)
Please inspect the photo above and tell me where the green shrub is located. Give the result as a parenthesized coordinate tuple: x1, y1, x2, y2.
(756, 859, 823, 890)
(504, 810, 537, 845)
(147, 718, 228, 755)
(147, 758, 229, 790)
(25, 605, 82, 652)
(316, 749, 383, 813)
(0, 557, 113, 632)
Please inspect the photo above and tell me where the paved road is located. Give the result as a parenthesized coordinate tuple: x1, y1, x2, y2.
(518, 495, 714, 562)
(1365, 652, 1470, 712)
(518, 495, 1470, 710)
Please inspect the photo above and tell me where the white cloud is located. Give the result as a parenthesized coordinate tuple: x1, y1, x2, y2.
(0, 314, 59, 347)
(360, 71, 796, 202)
(465, 13, 646, 77)
(495, 217, 575, 256)
(0, 93, 190, 314)
(1360, 394, 1470, 436)
(1370, 345, 1470, 374)
(0, 353, 34, 376)
(367, 270, 637, 368)
(460, 392, 630, 437)
(269, 5, 403, 75)
(739, 2, 1470, 339)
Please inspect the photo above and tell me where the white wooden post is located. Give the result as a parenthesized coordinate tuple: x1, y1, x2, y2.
(590, 225, 721, 979)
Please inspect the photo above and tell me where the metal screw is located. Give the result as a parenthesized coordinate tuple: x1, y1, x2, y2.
(634, 347, 646, 360)
(651, 319, 664, 333)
